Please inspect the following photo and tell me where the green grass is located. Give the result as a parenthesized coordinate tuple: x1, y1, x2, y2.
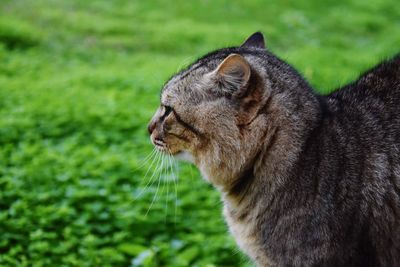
(0, 0, 399, 266)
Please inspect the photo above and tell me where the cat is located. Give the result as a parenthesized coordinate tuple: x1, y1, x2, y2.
(147, 32, 400, 266)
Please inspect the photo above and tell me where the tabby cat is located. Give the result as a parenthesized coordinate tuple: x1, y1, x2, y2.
(147, 32, 400, 266)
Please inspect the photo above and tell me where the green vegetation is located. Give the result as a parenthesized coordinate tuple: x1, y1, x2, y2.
(0, 0, 399, 266)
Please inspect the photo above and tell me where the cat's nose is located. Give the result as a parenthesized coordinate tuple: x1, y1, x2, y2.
(147, 120, 156, 135)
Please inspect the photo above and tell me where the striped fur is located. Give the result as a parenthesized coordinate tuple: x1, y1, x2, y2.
(148, 32, 400, 266)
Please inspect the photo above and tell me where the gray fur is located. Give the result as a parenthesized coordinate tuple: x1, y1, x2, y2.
(148, 32, 400, 266)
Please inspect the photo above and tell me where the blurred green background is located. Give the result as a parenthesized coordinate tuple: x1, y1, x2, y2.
(0, 0, 399, 266)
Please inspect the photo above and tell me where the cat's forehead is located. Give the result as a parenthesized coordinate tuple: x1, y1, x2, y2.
(160, 48, 249, 104)
(161, 64, 210, 104)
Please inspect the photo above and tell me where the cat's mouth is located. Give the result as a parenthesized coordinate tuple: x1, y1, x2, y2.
(151, 136, 186, 157)
(153, 138, 167, 152)
(152, 137, 177, 155)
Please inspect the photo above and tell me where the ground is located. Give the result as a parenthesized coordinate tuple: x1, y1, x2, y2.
(0, 0, 399, 266)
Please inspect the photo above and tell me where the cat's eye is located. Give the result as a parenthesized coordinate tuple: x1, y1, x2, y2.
(161, 105, 173, 119)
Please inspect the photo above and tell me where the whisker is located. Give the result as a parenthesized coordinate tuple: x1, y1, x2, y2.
(158, 153, 169, 222)
(164, 153, 170, 222)
(139, 155, 166, 204)
(145, 153, 165, 216)
(134, 151, 162, 200)
(166, 153, 175, 222)
(172, 156, 179, 224)
(141, 150, 161, 182)
(167, 150, 179, 223)
(133, 148, 157, 171)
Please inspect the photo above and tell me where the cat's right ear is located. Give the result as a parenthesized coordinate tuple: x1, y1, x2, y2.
(240, 32, 265, 49)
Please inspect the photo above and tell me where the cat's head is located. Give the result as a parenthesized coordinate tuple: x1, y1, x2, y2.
(148, 32, 318, 190)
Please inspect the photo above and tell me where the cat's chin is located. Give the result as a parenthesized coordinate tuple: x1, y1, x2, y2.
(175, 151, 194, 163)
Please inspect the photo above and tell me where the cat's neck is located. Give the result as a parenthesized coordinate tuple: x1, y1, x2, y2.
(223, 97, 324, 211)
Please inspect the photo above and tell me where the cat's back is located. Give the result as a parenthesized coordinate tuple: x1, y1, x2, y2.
(324, 55, 400, 146)
(316, 55, 400, 265)
(328, 54, 400, 111)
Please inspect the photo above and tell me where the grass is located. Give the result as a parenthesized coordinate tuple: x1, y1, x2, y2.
(0, 0, 399, 266)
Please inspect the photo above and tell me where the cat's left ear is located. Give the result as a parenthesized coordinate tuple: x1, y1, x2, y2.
(240, 32, 265, 49)
(214, 53, 251, 97)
